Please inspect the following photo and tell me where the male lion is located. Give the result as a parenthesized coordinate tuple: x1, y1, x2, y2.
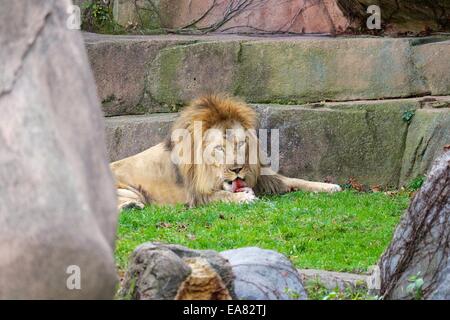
(111, 95, 341, 210)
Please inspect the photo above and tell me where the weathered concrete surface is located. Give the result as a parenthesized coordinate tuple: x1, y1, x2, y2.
(400, 104, 450, 186)
(105, 98, 449, 186)
(105, 113, 176, 161)
(414, 40, 450, 96)
(84, 33, 197, 116)
(0, 0, 117, 299)
(255, 100, 415, 187)
(113, 0, 161, 30)
(298, 269, 368, 291)
(84, 34, 450, 116)
(148, 37, 430, 108)
(112, 0, 352, 34)
(147, 41, 242, 109)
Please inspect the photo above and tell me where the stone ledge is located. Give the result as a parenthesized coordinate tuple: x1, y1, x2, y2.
(84, 33, 450, 116)
(298, 269, 368, 291)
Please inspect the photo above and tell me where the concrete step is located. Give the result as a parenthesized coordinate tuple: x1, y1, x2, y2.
(105, 97, 450, 187)
(85, 33, 450, 117)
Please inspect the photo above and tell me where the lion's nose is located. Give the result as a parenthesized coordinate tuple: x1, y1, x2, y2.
(231, 166, 243, 174)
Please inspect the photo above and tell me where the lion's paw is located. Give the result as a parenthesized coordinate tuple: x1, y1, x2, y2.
(119, 200, 145, 211)
(234, 188, 257, 203)
(325, 184, 342, 193)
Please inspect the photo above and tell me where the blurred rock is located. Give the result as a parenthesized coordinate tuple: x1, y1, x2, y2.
(118, 243, 236, 299)
(379, 150, 450, 299)
(0, 0, 117, 299)
(221, 247, 307, 300)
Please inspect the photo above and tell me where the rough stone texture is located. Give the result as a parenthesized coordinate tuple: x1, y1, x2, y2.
(84, 33, 197, 116)
(105, 113, 176, 161)
(379, 150, 450, 300)
(255, 100, 415, 187)
(148, 41, 242, 109)
(84, 34, 450, 116)
(236, 38, 427, 104)
(414, 40, 450, 96)
(0, 0, 117, 299)
(145, 37, 446, 107)
(159, 0, 351, 34)
(221, 247, 307, 300)
(298, 269, 368, 291)
(400, 106, 450, 186)
(118, 243, 236, 300)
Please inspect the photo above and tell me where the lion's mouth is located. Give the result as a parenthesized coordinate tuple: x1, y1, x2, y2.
(224, 178, 247, 193)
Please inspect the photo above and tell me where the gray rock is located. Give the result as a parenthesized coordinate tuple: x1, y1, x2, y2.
(400, 107, 450, 186)
(298, 269, 368, 291)
(119, 243, 236, 300)
(379, 151, 450, 300)
(0, 0, 117, 299)
(221, 247, 307, 300)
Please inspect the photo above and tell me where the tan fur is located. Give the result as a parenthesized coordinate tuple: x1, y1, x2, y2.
(110, 94, 341, 210)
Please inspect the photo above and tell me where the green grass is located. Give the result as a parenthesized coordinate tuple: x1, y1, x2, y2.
(116, 190, 410, 275)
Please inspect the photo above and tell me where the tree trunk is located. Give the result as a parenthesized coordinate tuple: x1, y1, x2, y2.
(378, 150, 450, 300)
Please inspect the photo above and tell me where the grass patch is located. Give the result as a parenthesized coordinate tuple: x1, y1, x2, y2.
(116, 190, 409, 274)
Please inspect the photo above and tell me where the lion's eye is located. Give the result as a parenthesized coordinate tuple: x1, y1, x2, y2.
(215, 145, 225, 152)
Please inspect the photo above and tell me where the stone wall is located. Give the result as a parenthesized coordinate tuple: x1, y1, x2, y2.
(110, 0, 450, 35)
(85, 33, 450, 188)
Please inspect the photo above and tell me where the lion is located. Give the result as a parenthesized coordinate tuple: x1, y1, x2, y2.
(110, 95, 341, 210)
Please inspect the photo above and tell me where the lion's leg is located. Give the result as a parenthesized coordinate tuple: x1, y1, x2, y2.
(282, 176, 342, 193)
(190, 189, 257, 207)
(117, 187, 146, 211)
(255, 168, 341, 194)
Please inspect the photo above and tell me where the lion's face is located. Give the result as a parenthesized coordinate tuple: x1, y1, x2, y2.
(200, 121, 258, 192)
(171, 95, 260, 197)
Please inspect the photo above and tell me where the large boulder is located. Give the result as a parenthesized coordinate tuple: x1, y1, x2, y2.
(0, 0, 117, 299)
(400, 104, 450, 186)
(379, 150, 450, 299)
(118, 243, 236, 300)
(221, 247, 307, 300)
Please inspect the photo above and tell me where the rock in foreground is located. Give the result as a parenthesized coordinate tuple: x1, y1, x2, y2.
(379, 150, 450, 299)
(0, 0, 117, 299)
(221, 247, 307, 300)
(118, 243, 236, 300)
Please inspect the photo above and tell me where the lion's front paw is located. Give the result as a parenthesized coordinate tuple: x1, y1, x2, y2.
(324, 184, 342, 193)
(119, 200, 145, 211)
(234, 188, 257, 203)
